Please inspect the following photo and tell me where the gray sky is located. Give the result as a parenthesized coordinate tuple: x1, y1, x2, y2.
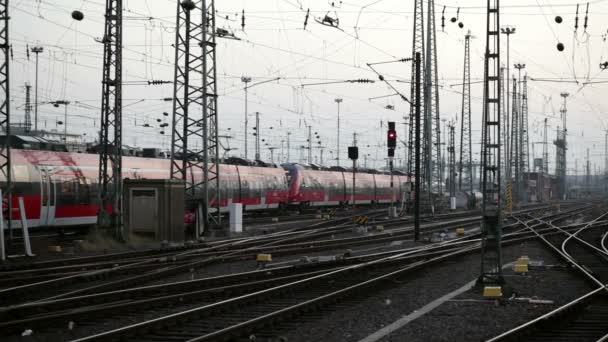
(10, 0, 608, 172)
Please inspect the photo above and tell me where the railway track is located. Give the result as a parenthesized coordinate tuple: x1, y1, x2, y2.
(488, 209, 608, 342)
(0, 204, 572, 304)
(0, 204, 597, 341)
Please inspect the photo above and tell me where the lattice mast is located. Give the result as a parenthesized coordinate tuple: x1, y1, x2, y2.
(459, 32, 473, 193)
(543, 118, 552, 174)
(24, 83, 32, 133)
(170, 0, 220, 231)
(0, 0, 11, 237)
(499, 67, 507, 205)
(555, 92, 568, 199)
(520, 74, 529, 201)
(97, 0, 123, 236)
(424, 0, 442, 197)
(605, 131, 607, 195)
(407, 0, 425, 182)
(509, 76, 518, 205)
(448, 123, 456, 199)
(480, 0, 503, 284)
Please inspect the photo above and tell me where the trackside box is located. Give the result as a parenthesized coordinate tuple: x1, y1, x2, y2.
(123, 178, 185, 243)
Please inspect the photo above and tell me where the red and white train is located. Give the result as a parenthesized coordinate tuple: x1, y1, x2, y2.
(1, 149, 411, 228)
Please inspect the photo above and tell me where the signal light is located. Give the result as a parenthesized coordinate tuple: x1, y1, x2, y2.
(387, 121, 397, 148)
(348, 146, 359, 160)
(388, 148, 395, 158)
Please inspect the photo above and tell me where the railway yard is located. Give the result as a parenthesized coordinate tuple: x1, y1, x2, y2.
(4, 0, 608, 341)
(1, 201, 607, 342)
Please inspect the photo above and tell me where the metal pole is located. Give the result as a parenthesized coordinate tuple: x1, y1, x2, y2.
(243, 79, 249, 159)
(414, 52, 421, 241)
(335, 98, 342, 166)
(308, 125, 312, 164)
(31, 46, 43, 133)
(254, 111, 259, 160)
(63, 102, 68, 143)
(352, 158, 356, 210)
(287, 132, 291, 162)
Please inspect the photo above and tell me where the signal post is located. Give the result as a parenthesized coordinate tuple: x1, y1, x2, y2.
(387, 122, 397, 217)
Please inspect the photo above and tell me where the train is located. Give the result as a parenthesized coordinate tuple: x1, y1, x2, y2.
(1, 149, 412, 229)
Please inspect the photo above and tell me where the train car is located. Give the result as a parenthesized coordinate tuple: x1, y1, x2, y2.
(1, 150, 408, 229)
(284, 163, 411, 208)
(2, 149, 291, 228)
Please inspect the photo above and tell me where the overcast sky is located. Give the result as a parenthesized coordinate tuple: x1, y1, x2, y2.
(10, 0, 608, 172)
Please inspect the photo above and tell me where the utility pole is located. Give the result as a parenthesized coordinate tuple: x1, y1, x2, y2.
(541, 118, 548, 201)
(414, 52, 422, 241)
(269, 147, 277, 164)
(425, 0, 442, 199)
(24, 83, 32, 134)
(586, 148, 590, 192)
(448, 123, 456, 209)
(408, 0, 425, 196)
(287, 132, 291, 162)
(506, 76, 517, 212)
(254, 111, 260, 160)
(0, 0, 12, 246)
(307, 125, 312, 164)
(555, 92, 569, 200)
(97, 0, 123, 237)
(605, 130, 607, 195)
(514, 63, 525, 204)
(501, 26, 515, 169)
(480, 0, 503, 285)
(241, 76, 251, 159)
(241, 76, 278, 160)
(31, 45, 43, 133)
(459, 31, 473, 194)
(520, 74, 529, 201)
(335, 98, 342, 166)
(170, 0, 221, 234)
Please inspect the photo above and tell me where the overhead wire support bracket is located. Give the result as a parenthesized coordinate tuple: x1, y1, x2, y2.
(367, 62, 412, 104)
(300, 79, 375, 87)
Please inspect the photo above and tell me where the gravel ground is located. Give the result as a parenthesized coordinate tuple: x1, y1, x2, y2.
(259, 239, 593, 342)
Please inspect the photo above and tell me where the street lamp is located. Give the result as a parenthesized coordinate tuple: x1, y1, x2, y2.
(241, 76, 279, 159)
(31, 46, 44, 132)
(335, 98, 343, 166)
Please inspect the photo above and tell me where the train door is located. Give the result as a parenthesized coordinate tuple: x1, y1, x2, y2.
(38, 166, 56, 227)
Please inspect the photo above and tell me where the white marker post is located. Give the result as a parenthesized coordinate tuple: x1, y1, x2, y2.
(18, 197, 34, 257)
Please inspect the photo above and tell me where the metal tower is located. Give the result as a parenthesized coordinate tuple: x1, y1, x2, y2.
(425, 0, 442, 197)
(555, 92, 569, 199)
(506, 77, 517, 212)
(480, 0, 503, 284)
(407, 0, 425, 181)
(459, 32, 473, 193)
(605, 131, 607, 195)
(543, 118, 552, 173)
(24, 83, 32, 133)
(448, 123, 456, 203)
(97, 0, 123, 236)
(0, 0, 11, 239)
(520, 74, 529, 200)
(170, 0, 220, 232)
(540, 118, 548, 201)
(586, 148, 590, 191)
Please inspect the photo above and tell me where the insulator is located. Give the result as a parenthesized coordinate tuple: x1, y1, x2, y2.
(555, 16, 563, 24)
(557, 42, 565, 52)
(181, 0, 196, 11)
(71, 10, 84, 21)
(458, 22, 464, 29)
